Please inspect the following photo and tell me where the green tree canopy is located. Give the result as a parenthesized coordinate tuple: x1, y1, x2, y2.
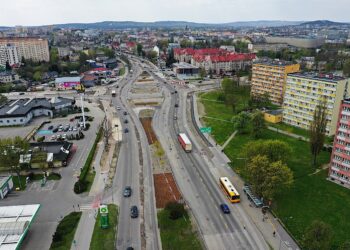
(234, 112, 250, 133)
(246, 155, 293, 200)
(241, 139, 292, 163)
(251, 111, 266, 138)
(303, 220, 333, 250)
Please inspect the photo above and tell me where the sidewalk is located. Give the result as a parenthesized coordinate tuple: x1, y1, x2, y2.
(192, 91, 300, 250)
(221, 130, 237, 150)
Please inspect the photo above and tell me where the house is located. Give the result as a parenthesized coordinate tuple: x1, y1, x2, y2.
(0, 71, 20, 83)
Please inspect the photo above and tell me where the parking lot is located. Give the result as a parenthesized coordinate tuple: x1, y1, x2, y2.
(34, 115, 94, 142)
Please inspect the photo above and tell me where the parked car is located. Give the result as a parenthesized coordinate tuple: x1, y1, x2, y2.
(117, 106, 121, 110)
(48, 125, 54, 130)
(130, 206, 138, 218)
(220, 204, 230, 214)
(53, 128, 58, 133)
(174, 104, 179, 108)
(50, 135, 56, 141)
(123, 186, 132, 197)
(123, 111, 128, 115)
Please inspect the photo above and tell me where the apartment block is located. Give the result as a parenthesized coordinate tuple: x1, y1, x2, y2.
(251, 60, 300, 105)
(329, 99, 350, 187)
(282, 73, 350, 135)
(0, 44, 20, 67)
(0, 37, 50, 62)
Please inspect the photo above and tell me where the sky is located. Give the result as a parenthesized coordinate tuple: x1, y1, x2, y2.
(0, 0, 349, 26)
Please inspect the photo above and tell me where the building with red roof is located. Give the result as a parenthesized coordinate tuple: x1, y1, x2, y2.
(174, 47, 255, 74)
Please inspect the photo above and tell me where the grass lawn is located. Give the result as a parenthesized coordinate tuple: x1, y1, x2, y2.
(200, 89, 350, 248)
(90, 204, 118, 250)
(158, 209, 202, 250)
(50, 212, 82, 250)
(268, 122, 334, 144)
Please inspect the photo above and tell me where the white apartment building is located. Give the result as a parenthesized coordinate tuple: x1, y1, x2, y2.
(0, 38, 50, 62)
(282, 72, 350, 135)
(0, 45, 20, 68)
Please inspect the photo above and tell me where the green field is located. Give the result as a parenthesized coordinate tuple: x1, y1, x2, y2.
(90, 204, 118, 250)
(50, 212, 82, 250)
(200, 90, 350, 248)
(158, 209, 202, 250)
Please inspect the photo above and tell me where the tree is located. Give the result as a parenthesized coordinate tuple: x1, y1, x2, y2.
(251, 111, 266, 138)
(5, 61, 11, 71)
(343, 59, 350, 77)
(309, 100, 327, 166)
(199, 67, 206, 79)
(0, 94, 7, 105)
(339, 241, 350, 250)
(137, 44, 143, 56)
(234, 112, 250, 133)
(165, 202, 186, 220)
(246, 155, 293, 200)
(241, 140, 292, 163)
(303, 220, 332, 250)
(147, 50, 158, 64)
(0, 137, 30, 189)
(33, 71, 42, 81)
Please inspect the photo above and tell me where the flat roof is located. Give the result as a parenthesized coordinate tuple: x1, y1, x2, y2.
(288, 72, 346, 83)
(179, 133, 191, 144)
(173, 62, 199, 69)
(265, 109, 283, 115)
(0, 204, 40, 250)
(253, 59, 296, 67)
(55, 77, 81, 83)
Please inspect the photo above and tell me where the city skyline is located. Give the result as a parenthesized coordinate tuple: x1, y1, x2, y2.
(0, 0, 349, 26)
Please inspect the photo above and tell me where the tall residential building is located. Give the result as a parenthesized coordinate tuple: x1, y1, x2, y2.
(282, 73, 350, 135)
(0, 37, 50, 62)
(251, 60, 300, 105)
(329, 99, 350, 187)
(0, 45, 20, 68)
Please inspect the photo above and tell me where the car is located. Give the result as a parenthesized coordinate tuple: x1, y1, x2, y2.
(62, 134, 67, 140)
(174, 116, 177, 120)
(58, 128, 63, 132)
(69, 127, 73, 131)
(130, 206, 138, 218)
(124, 119, 128, 124)
(48, 125, 54, 130)
(73, 127, 77, 131)
(220, 204, 230, 214)
(117, 106, 121, 110)
(123, 186, 132, 197)
(50, 135, 56, 140)
(124, 128, 129, 133)
(19, 92, 25, 95)
(53, 128, 58, 133)
(64, 127, 69, 132)
(174, 90, 178, 94)
(174, 104, 179, 108)
(123, 111, 127, 115)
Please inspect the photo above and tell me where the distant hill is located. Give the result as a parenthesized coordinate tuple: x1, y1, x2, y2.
(53, 20, 303, 30)
(300, 20, 349, 26)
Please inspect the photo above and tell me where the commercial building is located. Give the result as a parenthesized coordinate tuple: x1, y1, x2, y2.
(282, 73, 350, 135)
(251, 59, 300, 105)
(0, 37, 50, 62)
(329, 99, 350, 187)
(0, 176, 13, 200)
(55, 77, 82, 90)
(0, 204, 40, 249)
(0, 97, 74, 126)
(172, 62, 200, 80)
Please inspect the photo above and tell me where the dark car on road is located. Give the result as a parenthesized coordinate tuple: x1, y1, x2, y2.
(174, 104, 179, 108)
(48, 125, 54, 130)
(220, 204, 230, 214)
(123, 186, 132, 197)
(124, 128, 129, 133)
(123, 111, 128, 115)
(124, 119, 128, 124)
(130, 206, 138, 218)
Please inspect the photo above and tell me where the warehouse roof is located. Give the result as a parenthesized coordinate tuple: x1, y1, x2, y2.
(0, 204, 40, 250)
(0, 97, 73, 118)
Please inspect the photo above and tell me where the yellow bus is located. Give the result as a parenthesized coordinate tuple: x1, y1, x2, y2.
(219, 177, 240, 203)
